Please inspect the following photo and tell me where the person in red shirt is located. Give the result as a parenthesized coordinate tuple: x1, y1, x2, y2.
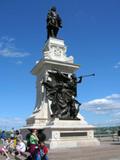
(35, 141, 48, 160)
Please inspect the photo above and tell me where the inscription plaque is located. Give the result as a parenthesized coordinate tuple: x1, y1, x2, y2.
(60, 132, 87, 137)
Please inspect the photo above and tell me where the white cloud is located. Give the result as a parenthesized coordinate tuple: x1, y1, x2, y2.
(0, 117, 25, 130)
(80, 94, 120, 126)
(106, 94, 120, 99)
(81, 94, 120, 114)
(93, 118, 120, 127)
(0, 36, 30, 58)
(16, 60, 23, 64)
(114, 61, 120, 69)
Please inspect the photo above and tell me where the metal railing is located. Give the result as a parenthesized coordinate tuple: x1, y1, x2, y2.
(95, 133, 120, 142)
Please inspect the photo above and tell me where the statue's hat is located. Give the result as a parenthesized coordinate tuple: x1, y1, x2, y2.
(51, 6, 56, 11)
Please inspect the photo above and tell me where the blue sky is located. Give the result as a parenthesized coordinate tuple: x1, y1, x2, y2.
(0, 0, 120, 130)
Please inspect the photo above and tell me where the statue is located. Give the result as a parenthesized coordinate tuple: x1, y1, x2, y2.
(43, 70, 95, 120)
(46, 6, 62, 39)
(43, 70, 82, 119)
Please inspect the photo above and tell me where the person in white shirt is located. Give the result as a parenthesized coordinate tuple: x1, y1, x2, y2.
(16, 139, 26, 155)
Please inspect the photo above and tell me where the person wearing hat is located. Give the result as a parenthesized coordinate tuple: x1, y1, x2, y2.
(46, 6, 62, 39)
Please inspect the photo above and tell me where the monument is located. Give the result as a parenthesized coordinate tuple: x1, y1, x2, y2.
(24, 7, 100, 149)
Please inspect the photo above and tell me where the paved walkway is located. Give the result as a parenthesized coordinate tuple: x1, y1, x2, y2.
(48, 142, 120, 160)
(0, 142, 120, 160)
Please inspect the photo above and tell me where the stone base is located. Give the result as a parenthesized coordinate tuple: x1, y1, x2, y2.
(46, 138, 100, 149)
(24, 102, 51, 129)
(25, 114, 49, 129)
(24, 115, 100, 149)
(43, 118, 100, 149)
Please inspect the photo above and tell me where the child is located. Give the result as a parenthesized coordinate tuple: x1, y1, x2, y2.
(40, 142, 48, 160)
(35, 142, 48, 160)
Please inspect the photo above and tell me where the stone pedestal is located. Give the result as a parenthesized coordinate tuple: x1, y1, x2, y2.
(25, 38, 80, 129)
(24, 37, 100, 148)
(44, 118, 99, 149)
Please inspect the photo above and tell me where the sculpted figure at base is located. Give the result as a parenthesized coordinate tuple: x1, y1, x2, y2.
(43, 70, 82, 120)
(46, 6, 62, 39)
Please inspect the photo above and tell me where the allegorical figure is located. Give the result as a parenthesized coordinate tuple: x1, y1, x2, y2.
(46, 6, 62, 39)
(43, 70, 82, 119)
(43, 70, 95, 120)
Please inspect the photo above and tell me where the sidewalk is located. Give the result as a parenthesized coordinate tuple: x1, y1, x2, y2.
(48, 142, 120, 160)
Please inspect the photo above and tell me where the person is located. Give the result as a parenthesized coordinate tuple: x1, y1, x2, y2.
(26, 132, 31, 151)
(0, 147, 10, 160)
(8, 137, 16, 155)
(15, 139, 26, 156)
(39, 142, 48, 160)
(46, 6, 62, 39)
(37, 130, 46, 143)
(35, 142, 48, 160)
(0, 130, 6, 145)
(15, 130, 23, 141)
(10, 128, 15, 139)
(0, 138, 10, 160)
(28, 129, 39, 159)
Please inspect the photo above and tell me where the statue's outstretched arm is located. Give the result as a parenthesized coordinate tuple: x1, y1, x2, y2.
(77, 76, 82, 83)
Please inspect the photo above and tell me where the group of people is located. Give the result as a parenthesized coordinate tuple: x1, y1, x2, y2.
(0, 129, 48, 160)
(0, 129, 25, 160)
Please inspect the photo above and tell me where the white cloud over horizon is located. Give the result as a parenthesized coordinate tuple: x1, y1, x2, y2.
(1, 94, 120, 130)
(82, 94, 120, 114)
(81, 94, 120, 126)
(0, 36, 30, 58)
(0, 117, 25, 130)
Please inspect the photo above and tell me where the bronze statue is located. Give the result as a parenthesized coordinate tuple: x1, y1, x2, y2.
(43, 70, 82, 119)
(43, 70, 95, 120)
(46, 6, 62, 39)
